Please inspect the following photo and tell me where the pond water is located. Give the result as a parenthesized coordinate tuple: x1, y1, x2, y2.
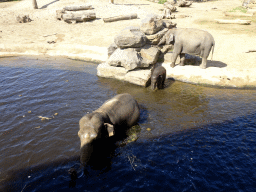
(0, 56, 255, 192)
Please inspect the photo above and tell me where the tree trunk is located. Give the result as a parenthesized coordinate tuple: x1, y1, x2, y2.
(103, 14, 137, 23)
(62, 11, 96, 24)
(63, 5, 93, 11)
(109, 0, 114, 3)
(32, 0, 38, 9)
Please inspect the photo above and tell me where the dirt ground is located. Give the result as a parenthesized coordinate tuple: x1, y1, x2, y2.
(0, 0, 256, 87)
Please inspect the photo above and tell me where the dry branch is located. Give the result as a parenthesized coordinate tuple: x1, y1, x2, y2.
(215, 19, 251, 25)
(103, 14, 137, 23)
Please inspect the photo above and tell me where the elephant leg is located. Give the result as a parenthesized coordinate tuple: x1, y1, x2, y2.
(161, 73, 166, 88)
(179, 53, 185, 66)
(171, 53, 179, 68)
(171, 45, 182, 68)
(200, 57, 207, 69)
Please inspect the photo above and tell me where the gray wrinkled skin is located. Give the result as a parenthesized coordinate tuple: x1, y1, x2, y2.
(78, 93, 140, 164)
(158, 28, 215, 69)
(151, 66, 166, 90)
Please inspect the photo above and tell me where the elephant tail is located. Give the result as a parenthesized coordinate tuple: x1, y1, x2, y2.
(211, 42, 215, 61)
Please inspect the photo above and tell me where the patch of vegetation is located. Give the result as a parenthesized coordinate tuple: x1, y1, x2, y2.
(229, 6, 247, 13)
(158, 0, 168, 4)
(195, 18, 256, 36)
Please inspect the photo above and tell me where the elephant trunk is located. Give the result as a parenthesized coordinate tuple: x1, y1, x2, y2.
(80, 142, 94, 165)
(151, 79, 157, 90)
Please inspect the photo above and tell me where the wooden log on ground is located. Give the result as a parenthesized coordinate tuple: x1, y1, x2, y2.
(224, 12, 253, 17)
(63, 11, 96, 24)
(56, 9, 65, 20)
(103, 14, 137, 23)
(245, 49, 256, 53)
(63, 5, 93, 11)
(215, 19, 251, 25)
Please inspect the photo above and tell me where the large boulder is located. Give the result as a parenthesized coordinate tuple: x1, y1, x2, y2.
(97, 63, 151, 87)
(114, 27, 147, 49)
(107, 48, 142, 71)
(107, 46, 160, 70)
(107, 43, 118, 57)
(140, 14, 164, 35)
(140, 45, 160, 66)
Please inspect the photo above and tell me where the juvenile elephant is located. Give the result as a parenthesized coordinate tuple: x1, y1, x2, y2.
(78, 93, 140, 164)
(151, 66, 166, 90)
(158, 28, 215, 69)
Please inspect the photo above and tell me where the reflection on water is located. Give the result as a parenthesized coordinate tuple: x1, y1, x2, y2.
(0, 57, 256, 191)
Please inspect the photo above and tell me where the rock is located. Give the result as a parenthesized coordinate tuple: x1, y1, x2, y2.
(145, 28, 168, 45)
(16, 15, 32, 23)
(97, 62, 128, 79)
(167, 0, 177, 5)
(140, 14, 164, 35)
(124, 69, 151, 87)
(107, 48, 142, 70)
(164, 2, 177, 12)
(178, 1, 192, 7)
(97, 63, 151, 87)
(140, 45, 160, 66)
(163, 21, 177, 29)
(107, 43, 118, 57)
(114, 27, 147, 49)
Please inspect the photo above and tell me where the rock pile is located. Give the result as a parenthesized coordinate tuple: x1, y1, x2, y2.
(97, 14, 177, 87)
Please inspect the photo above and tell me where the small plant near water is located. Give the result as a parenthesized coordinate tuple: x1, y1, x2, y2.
(229, 6, 247, 13)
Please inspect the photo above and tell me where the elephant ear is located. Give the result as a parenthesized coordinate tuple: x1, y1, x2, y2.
(166, 33, 174, 45)
(104, 123, 115, 137)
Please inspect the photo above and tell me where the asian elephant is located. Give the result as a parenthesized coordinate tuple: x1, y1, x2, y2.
(151, 66, 166, 90)
(78, 93, 140, 164)
(158, 28, 215, 69)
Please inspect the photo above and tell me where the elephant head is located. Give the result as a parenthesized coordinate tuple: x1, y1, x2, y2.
(158, 29, 174, 46)
(151, 66, 166, 90)
(78, 113, 113, 164)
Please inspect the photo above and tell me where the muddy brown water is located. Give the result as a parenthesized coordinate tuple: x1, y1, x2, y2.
(0, 56, 256, 191)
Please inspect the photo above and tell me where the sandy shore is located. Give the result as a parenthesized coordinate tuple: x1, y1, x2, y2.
(0, 0, 256, 88)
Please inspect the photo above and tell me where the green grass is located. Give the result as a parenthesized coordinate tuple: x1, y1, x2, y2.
(158, 0, 168, 4)
(229, 6, 248, 13)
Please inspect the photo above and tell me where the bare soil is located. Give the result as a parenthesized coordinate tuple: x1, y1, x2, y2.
(0, 0, 256, 87)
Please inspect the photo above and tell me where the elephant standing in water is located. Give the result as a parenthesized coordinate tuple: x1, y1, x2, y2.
(158, 28, 215, 69)
(151, 66, 166, 90)
(78, 93, 140, 165)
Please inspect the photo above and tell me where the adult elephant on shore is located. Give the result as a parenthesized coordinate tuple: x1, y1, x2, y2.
(158, 28, 215, 69)
(78, 93, 140, 165)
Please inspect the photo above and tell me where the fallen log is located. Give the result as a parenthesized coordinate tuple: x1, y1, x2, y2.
(224, 12, 253, 17)
(103, 14, 137, 23)
(63, 5, 93, 11)
(63, 11, 96, 24)
(56, 9, 65, 20)
(215, 19, 251, 25)
(245, 49, 256, 53)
